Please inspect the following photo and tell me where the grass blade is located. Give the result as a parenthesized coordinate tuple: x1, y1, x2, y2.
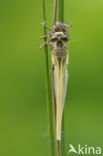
(42, 0, 56, 156)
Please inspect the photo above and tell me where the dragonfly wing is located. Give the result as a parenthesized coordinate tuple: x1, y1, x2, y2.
(52, 45, 69, 141)
(56, 61, 64, 140)
(62, 67, 68, 113)
(62, 52, 69, 113)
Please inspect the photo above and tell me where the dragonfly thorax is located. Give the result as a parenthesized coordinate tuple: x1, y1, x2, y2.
(51, 32, 68, 42)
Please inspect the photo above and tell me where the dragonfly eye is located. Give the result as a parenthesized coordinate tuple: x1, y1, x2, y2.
(51, 36, 58, 41)
(55, 27, 66, 32)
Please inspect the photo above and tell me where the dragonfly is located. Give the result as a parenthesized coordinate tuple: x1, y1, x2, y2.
(39, 21, 72, 141)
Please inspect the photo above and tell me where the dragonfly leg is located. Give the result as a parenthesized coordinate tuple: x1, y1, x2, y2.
(66, 31, 70, 40)
(67, 33, 70, 40)
(66, 25, 72, 29)
(40, 32, 53, 39)
(41, 21, 52, 30)
(68, 35, 70, 40)
(64, 20, 72, 28)
(39, 39, 52, 50)
(39, 42, 48, 50)
(40, 34, 48, 39)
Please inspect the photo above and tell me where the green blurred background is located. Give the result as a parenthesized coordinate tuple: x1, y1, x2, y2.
(0, 0, 103, 155)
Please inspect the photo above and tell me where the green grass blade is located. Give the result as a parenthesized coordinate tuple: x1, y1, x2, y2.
(42, 0, 56, 156)
(58, 0, 64, 22)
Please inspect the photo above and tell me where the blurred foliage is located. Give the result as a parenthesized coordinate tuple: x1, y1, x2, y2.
(0, 0, 103, 156)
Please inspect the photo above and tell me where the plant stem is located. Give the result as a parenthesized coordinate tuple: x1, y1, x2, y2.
(52, 0, 57, 124)
(52, 0, 57, 126)
(58, 0, 64, 22)
(52, 1, 61, 156)
(58, 0, 65, 156)
(42, 0, 56, 156)
(53, 0, 57, 25)
(60, 114, 65, 156)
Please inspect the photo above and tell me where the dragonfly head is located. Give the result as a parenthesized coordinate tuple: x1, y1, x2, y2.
(54, 22, 67, 32)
